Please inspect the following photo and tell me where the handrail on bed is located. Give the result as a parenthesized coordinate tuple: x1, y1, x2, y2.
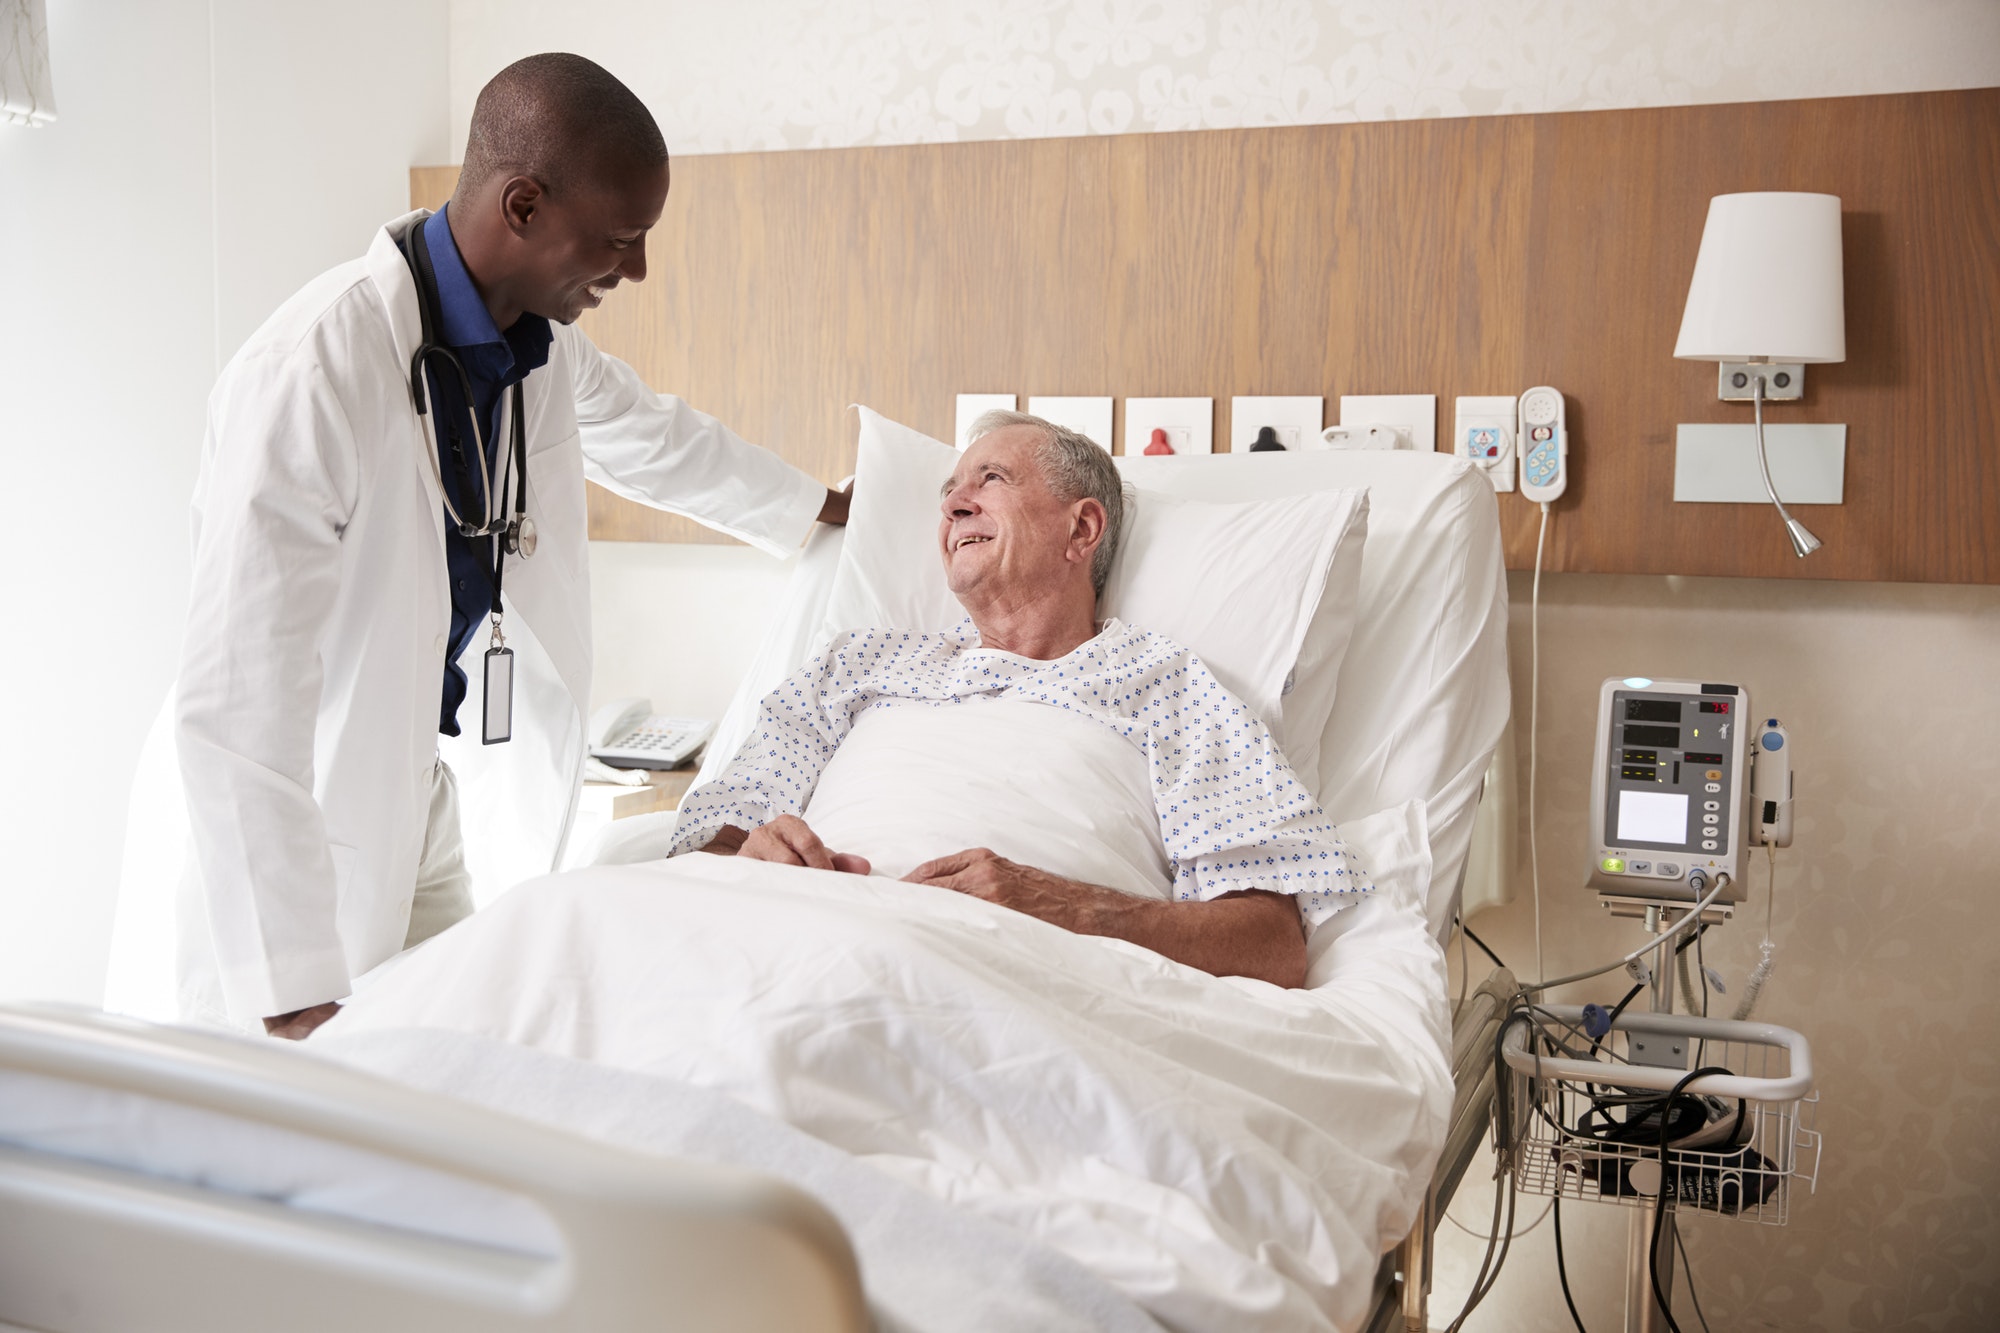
(1367, 965, 1517, 1333)
(0, 1003, 868, 1333)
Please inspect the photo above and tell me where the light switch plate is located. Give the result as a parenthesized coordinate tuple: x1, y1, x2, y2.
(953, 393, 1017, 450)
(1229, 396, 1324, 452)
(1027, 396, 1114, 451)
(1674, 424, 1846, 504)
(1454, 394, 1519, 492)
(1123, 397, 1214, 456)
(1339, 394, 1437, 452)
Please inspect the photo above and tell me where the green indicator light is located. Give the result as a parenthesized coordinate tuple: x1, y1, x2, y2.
(1601, 857, 1626, 873)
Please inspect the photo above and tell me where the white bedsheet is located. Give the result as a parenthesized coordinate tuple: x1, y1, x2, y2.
(327, 834, 1451, 1333)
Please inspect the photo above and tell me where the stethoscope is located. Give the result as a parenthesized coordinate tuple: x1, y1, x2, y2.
(400, 220, 538, 565)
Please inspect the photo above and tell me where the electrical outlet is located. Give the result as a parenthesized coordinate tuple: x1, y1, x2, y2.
(1228, 396, 1324, 452)
(1454, 394, 1519, 492)
(1123, 397, 1214, 455)
(1027, 396, 1114, 451)
(1339, 394, 1437, 452)
(954, 393, 1017, 450)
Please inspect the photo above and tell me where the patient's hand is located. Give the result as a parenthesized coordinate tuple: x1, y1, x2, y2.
(708, 815, 871, 874)
(905, 848, 1307, 989)
(903, 849, 1089, 929)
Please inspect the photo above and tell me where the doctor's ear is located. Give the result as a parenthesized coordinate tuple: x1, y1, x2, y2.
(498, 175, 546, 233)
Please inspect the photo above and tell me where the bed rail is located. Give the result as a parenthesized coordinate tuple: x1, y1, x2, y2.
(1364, 965, 1517, 1333)
(0, 1004, 868, 1333)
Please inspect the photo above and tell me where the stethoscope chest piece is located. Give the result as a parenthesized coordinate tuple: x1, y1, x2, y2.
(505, 515, 538, 559)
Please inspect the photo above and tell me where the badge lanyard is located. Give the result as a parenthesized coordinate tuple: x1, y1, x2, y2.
(401, 219, 537, 744)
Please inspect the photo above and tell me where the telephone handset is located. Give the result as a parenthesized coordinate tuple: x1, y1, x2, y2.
(587, 697, 713, 770)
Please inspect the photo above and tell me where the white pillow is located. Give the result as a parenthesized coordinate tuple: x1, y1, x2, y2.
(822, 408, 1369, 779)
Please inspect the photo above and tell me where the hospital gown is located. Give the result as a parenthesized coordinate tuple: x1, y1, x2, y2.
(671, 618, 1373, 929)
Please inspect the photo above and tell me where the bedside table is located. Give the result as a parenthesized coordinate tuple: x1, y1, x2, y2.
(580, 764, 700, 822)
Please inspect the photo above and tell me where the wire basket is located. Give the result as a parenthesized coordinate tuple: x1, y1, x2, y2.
(1500, 1007, 1820, 1225)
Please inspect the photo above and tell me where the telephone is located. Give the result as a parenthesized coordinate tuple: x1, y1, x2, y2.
(587, 697, 713, 770)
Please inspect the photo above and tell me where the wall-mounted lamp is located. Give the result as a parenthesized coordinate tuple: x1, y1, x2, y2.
(1674, 192, 1845, 557)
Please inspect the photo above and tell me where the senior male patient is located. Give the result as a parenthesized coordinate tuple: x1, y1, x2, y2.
(669, 411, 1370, 988)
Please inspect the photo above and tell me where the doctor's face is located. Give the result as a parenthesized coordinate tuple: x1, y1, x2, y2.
(939, 428, 1101, 606)
(514, 157, 672, 325)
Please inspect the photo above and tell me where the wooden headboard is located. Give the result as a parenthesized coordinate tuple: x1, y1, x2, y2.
(412, 86, 1999, 584)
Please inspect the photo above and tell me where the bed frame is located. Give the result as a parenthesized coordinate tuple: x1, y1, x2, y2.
(0, 1003, 868, 1333)
(1366, 965, 1517, 1333)
(1, 961, 1511, 1332)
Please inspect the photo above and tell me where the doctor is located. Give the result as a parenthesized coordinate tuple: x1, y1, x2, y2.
(176, 53, 846, 1039)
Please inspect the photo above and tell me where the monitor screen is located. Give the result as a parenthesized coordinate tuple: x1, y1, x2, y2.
(1616, 789, 1689, 846)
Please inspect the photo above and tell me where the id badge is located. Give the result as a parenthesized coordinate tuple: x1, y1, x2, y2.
(483, 646, 515, 745)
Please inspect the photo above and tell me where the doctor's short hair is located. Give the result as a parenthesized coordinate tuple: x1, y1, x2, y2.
(460, 53, 667, 198)
(967, 409, 1128, 594)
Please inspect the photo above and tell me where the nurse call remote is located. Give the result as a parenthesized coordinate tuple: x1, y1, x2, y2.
(1518, 386, 1568, 502)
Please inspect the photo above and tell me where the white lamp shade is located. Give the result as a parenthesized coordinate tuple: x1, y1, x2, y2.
(1675, 192, 1845, 363)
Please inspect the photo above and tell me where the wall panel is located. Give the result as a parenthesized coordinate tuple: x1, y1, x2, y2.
(413, 86, 1999, 581)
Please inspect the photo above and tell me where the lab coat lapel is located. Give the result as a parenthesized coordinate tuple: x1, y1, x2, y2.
(365, 211, 450, 562)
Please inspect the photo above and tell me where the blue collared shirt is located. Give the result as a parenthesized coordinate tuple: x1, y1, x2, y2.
(415, 206, 554, 735)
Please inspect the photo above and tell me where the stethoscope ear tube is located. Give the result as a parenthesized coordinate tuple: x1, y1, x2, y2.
(399, 215, 532, 561)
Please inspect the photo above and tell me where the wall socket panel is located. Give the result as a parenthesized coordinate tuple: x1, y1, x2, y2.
(1027, 396, 1114, 451)
(1124, 397, 1214, 455)
(1229, 396, 1324, 451)
(953, 393, 1017, 450)
(1339, 394, 1436, 452)
(1454, 394, 1519, 492)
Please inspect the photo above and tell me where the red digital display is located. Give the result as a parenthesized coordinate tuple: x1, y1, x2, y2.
(1699, 701, 1730, 714)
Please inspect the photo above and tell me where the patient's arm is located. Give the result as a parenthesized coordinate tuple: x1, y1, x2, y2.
(904, 849, 1307, 989)
(703, 814, 872, 875)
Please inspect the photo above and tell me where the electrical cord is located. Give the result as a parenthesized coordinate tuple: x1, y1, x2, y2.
(1444, 1185, 1551, 1241)
(1526, 873, 1729, 994)
(1463, 923, 1507, 972)
(1732, 842, 1778, 1021)
(1674, 1226, 1715, 1333)
(1528, 501, 1550, 984)
(1648, 1065, 1732, 1333)
(1554, 1193, 1588, 1333)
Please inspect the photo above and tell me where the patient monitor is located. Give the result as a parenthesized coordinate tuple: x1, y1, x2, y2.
(1588, 677, 1753, 905)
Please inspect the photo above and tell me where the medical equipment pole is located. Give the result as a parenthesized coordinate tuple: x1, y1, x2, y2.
(1623, 903, 1679, 1333)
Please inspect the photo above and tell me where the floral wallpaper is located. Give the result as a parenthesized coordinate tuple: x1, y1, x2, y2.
(449, 0, 2000, 156)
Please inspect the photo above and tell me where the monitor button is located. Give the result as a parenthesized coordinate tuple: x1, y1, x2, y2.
(1657, 862, 1681, 876)
(1630, 860, 1652, 874)
(1701, 839, 1718, 851)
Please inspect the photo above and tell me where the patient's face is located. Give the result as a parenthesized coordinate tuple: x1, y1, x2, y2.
(938, 429, 1079, 603)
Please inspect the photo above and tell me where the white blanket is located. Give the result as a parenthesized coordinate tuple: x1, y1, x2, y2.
(328, 850, 1450, 1332)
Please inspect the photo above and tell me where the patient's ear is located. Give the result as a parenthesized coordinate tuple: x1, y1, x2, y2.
(1069, 498, 1106, 565)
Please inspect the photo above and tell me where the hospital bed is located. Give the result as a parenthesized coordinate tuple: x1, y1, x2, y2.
(2, 440, 1512, 1332)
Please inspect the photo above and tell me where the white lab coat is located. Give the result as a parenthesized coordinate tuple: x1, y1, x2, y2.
(172, 210, 824, 1025)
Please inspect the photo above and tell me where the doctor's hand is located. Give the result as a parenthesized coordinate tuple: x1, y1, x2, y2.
(263, 1001, 341, 1041)
(708, 816, 871, 874)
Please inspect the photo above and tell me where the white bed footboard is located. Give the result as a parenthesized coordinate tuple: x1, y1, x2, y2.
(0, 1004, 867, 1333)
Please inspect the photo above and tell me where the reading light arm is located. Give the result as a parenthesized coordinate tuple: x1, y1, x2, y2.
(1751, 375, 1822, 558)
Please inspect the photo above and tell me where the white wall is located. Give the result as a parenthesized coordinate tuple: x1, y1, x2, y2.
(0, 0, 447, 1004)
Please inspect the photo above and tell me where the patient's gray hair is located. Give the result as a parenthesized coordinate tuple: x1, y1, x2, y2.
(968, 409, 1128, 594)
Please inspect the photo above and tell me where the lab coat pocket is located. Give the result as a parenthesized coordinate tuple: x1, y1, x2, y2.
(328, 841, 359, 895)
